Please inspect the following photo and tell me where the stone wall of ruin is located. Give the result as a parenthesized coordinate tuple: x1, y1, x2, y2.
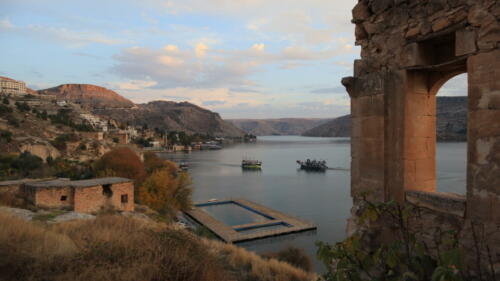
(34, 187, 74, 209)
(73, 182, 134, 213)
(344, 0, 499, 275)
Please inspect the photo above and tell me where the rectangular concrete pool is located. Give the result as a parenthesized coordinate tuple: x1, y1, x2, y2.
(185, 199, 316, 243)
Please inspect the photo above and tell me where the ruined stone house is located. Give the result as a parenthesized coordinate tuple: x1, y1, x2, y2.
(343, 0, 499, 275)
(23, 177, 134, 213)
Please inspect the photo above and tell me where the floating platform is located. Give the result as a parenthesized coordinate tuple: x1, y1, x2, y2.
(184, 199, 317, 243)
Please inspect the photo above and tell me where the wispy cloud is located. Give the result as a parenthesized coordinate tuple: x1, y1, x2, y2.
(0, 17, 127, 47)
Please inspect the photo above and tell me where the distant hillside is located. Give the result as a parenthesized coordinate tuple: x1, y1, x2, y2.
(303, 96, 467, 141)
(302, 115, 351, 137)
(95, 101, 245, 137)
(228, 118, 330, 136)
(37, 83, 243, 137)
(38, 84, 135, 109)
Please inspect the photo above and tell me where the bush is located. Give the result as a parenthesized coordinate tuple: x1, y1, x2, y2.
(143, 152, 176, 174)
(0, 104, 12, 115)
(262, 246, 313, 272)
(0, 130, 13, 143)
(2, 96, 9, 105)
(94, 147, 147, 185)
(15, 101, 30, 112)
(10, 151, 43, 176)
(6, 115, 19, 127)
(51, 134, 79, 151)
(139, 166, 193, 215)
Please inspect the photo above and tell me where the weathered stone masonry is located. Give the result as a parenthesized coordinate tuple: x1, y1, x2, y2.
(343, 0, 499, 274)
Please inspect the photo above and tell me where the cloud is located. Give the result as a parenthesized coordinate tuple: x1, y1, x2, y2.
(0, 17, 127, 47)
(310, 86, 346, 94)
(195, 43, 208, 58)
(111, 42, 350, 90)
(438, 73, 467, 96)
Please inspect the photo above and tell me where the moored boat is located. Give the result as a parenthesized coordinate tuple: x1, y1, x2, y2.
(296, 159, 328, 171)
(242, 159, 262, 170)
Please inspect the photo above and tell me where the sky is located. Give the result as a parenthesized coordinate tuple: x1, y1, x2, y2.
(0, 0, 466, 119)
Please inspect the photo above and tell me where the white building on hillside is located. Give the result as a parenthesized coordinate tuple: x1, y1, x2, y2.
(0, 77, 27, 95)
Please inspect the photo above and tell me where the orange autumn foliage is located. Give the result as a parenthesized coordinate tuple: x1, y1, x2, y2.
(94, 147, 147, 185)
(139, 164, 193, 214)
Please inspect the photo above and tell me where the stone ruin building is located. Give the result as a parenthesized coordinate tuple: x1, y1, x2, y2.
(343, 0, 499, 275)
(23, 177, 134, 213)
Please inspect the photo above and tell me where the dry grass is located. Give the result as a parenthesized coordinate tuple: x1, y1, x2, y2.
(0, 211, 315, 281)
(204, 239, 316, 281)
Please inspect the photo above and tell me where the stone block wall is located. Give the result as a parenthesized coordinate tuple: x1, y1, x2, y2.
(34, 187, 74, 209)
(344, 0, 500, 275)
(73, 182, 134, 213)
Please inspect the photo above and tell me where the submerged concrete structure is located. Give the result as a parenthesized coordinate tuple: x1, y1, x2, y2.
(343, 0, 499, 274)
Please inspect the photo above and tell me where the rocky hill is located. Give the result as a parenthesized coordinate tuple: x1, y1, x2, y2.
(94, 101, 244, 137)
(38, 84, 135, 109)
(302, 115, 351, 137)
(37, 84, 243, 137)
(303, 96, 467, 141)
(228, 118, 330, 136)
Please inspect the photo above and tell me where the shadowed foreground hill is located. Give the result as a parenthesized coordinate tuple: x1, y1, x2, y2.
(0, 212, 314, 281)
(303, 96, 467, 141)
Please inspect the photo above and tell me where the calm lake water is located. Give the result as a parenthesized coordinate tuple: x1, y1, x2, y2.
(160, 136, 466, 272)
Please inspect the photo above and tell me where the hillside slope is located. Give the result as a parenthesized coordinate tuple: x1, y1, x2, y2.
(38, 84, 135, 109)
(38, 84, 244, 137)
(228, 118, 330, 136)
(94, 101, 245, 137)
(303, 96, 467, 141)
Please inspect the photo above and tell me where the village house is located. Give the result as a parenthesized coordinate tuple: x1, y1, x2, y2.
(23, 177, 134, 213)
(108, 130, 129, 144)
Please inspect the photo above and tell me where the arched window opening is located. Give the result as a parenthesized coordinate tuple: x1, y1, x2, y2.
(435, 74, 467, 194)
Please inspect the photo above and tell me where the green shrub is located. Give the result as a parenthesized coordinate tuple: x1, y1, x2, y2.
(0, 130, 13, 143)
(2, 96, 9, 105)
(0, 104, 12, 115)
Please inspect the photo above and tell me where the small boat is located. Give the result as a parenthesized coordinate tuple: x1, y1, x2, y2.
(296, 159, 328, 172)
(179, 162, 189, 171)
(242, 159, 262, 170)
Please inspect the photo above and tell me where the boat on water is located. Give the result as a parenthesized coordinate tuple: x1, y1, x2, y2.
(296, 159, 328, 171)
(241, 159, 262, 170)
(179, 162, 189, 171)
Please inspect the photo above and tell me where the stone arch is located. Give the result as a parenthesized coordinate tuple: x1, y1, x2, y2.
(344, 0, 500, 224)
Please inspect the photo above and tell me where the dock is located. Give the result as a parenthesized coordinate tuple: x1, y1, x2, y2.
(184, 199, 317, 243)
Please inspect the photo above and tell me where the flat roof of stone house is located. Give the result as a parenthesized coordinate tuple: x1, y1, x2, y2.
(26, 177, 132, 189)
(0, 178, 52, 187)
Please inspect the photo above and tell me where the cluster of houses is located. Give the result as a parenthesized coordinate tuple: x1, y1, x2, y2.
(0, 177, 135, 213)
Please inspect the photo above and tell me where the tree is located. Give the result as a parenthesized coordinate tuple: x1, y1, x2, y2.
(94, 147, 147, 185)
(144, 152, 170, 174)
(139, 165, 193, 215)
(2, 96, 9, 105)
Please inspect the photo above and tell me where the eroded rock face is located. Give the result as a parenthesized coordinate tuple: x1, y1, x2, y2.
(19, 141, 60, 161)
(38, 84, 135, 109)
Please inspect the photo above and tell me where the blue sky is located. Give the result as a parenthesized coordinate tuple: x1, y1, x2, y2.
(0, 0, 466, 118)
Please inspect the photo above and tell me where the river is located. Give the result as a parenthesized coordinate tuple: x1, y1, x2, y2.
(160, 136, 467, 272)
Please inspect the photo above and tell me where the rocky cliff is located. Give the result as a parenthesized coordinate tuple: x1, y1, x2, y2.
(303, 96, 467, 141)
(94, 101, 245, 137)
(38, 84, 135, 109)
(228, 118, 330, 136)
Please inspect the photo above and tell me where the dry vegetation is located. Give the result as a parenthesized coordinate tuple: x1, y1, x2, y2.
(0, 211, 315, 281)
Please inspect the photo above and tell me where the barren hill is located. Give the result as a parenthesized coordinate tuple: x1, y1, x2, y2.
(94, 101, 245, 137)
(37, 84, 243, 137)
(38, 84, 135, 109)
(303, 96, 467, 141)
(228, 118, 330, 136)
